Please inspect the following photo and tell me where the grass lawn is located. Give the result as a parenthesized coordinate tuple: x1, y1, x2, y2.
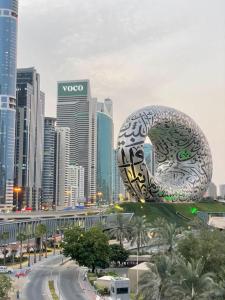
(121, 201, 225, 226)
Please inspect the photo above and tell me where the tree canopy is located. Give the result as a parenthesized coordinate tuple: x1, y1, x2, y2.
(0, 274, 12, 299)
(109, 244, 129, 266)
(178, 228, 225, 277)
(62, 226, 110, 272)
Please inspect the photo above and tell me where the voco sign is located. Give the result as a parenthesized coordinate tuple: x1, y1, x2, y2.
(62, 85, 84, 92)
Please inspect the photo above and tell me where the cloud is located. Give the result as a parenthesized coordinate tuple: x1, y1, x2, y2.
(17, 0, 225, 186)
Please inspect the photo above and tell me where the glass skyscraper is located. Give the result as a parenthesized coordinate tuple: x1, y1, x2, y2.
(97, 100, 113, 202)
(15, 68, 45, 210)
(112, 149, 125, 202)
(0, 0, 18, 207)
(57, 80, 97, 201)
(143, 143, 155, 175)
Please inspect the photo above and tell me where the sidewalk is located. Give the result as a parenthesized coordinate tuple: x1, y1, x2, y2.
(9, 275, 27, 300)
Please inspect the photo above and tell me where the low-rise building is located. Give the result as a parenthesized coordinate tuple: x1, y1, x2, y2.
(128, 262, 150, 293)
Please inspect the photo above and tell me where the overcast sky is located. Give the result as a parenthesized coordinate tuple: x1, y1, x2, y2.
(18, 0, 225, 187)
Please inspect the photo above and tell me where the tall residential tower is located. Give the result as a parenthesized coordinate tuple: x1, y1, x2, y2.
(0, 0, 18, 208)
(42, 117, 56, 207)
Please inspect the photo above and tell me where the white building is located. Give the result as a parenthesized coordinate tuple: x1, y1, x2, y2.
(68, 165, 85, 206)
(55, 127, 70, 208)
(219, 184, 225, 199)
(205, 182, 217, 199)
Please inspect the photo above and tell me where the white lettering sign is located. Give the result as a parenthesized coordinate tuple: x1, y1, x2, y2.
(62, 85, 84, 92)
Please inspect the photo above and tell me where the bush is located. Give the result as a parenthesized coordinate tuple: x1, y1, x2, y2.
(0, 274, 12, 299)
(95, 285, 110, 296)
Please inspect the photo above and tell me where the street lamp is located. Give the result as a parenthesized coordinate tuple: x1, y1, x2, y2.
(14, 187, 21, 211)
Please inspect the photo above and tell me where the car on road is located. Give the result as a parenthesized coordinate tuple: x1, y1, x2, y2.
(0, 266, 13, 274)
(15, 268, 31, 278)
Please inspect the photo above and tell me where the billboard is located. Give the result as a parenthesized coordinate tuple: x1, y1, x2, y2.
(58, 81, 88, 97)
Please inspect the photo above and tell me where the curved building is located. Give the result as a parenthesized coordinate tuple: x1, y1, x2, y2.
(117, 106, 212, 202)
(0, 0, 18, 207)
(97, 103, 113, 202)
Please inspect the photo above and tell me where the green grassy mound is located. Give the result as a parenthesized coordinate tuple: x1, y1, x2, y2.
(121, 201, 225, 226)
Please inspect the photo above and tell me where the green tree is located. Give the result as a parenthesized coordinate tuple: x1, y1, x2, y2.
(166, 258, 219, 300)
(178, 229, 225, 276)
(16, 232, 27, 269)
(0, 232, 9, 266)
(109, 244, 129, 266)
(0, 274, 12, 299)
(62, 226, 110, 272)
(151, 218, 180, 253)
(130, 216, 150, 255)
(138, 255, 175, 300)
(108, 214, 131, 245)
(35, 224, 47, 261)
(26, 224, 33, 267)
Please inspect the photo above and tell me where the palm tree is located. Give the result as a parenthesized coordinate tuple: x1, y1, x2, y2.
(151, 218, 180, 253)
(166, 257, 219, 300)
(11, 248, 17, 265)
(138, 255, 175, 300)
(44, 226, 49, 258)
(108, 214, 131, 245)
(17, 233, 27, 269)
(26, 224, 33, 267)
(35, 224, 47, 261)
(130, 216, 150, 255)
(1, 232, 9, 266)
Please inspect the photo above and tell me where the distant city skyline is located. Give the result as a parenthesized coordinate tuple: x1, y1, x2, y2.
(17, 0, 225, 186)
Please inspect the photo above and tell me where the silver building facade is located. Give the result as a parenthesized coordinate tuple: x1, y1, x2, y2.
(117, 105, 212, 202)
(42, 117, 56, 207)
(0, 0, 18, 208)
(57, 80, 96, 201)
(55, 127, 70, 208)
(15, 68, 45, 210)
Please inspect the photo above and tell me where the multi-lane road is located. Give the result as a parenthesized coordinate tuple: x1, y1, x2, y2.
(22, 255, 94, 300)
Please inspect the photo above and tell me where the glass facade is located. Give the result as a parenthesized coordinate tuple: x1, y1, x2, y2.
(97, 112, 113, 202)
(15, 68, 45, 210)
(0, 0, 18, 206)
(144, 143, 155, 175)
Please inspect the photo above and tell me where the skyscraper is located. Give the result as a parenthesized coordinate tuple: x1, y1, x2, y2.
(205, 182, 217, 199)
(0, 0, 18, 208)
(112, 149, 125, 202)
(42, 117, 56, 207)
(57, 80, 96, 201)
(15, 68, 45, 210)
(55, 127, 70, 208)
(97, 99, 113, 202)
(68, 165, 85, 206)
(219, 184, 225, 199)
(143, 143, 155, 175)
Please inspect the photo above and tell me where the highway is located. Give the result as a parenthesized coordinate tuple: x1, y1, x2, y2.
(22, 255, 93, 300)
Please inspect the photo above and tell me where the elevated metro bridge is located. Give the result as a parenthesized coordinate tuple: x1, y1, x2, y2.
(0, 212, 133, 244)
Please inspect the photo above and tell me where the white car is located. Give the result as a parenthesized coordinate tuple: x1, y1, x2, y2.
(0, 266, 13, 274)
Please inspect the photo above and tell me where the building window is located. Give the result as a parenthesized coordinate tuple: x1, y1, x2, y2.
(117, 287, 128, 294)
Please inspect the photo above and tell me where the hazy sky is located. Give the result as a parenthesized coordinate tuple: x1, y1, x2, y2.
(18, 0, 225, 187)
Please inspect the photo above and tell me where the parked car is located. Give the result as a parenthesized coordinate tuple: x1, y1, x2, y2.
(0, 266, 13, 274)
